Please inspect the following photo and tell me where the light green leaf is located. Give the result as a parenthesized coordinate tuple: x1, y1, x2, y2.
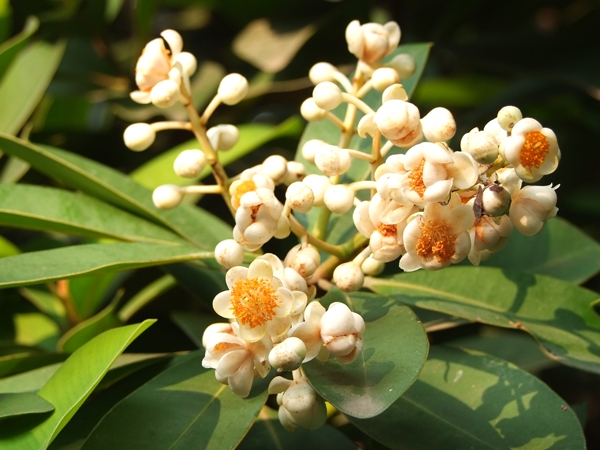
(0, 320, 155, 448)
(351, 346, 585, 449)
(368, 266, 600, 374)
(118, 274, 176, 322)
(0, 155, 30, 184)
(14, 313, 60, 351)
(304, 291, 429, 419)
(0, 39, 65, 134)
(80, 352, 268, 450)
(0, 184, 186, 245)
(0, 235, 19, 257)
(104, 0, 125, 22)
(479, 217, 600, 284)
(131, 117, 303, 189)
(0, 242, 212, 289)
(0, 353, 67, 378)
(68, 272, 124, 321)
(0, 363, 62, 394)
(0, 133, 231, 248)
(0, 16, 38, 80)
(0, 393, 53, 420)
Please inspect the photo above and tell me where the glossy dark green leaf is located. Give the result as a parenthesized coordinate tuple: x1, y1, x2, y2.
(68, 272, 123, 321)
(0, 393, 53, 420)
(170, 311, 221, 348)
(368, 266, 600, 374)
(0, 320, 155, 448)
(81, 352, 268, 450)
(0, 134, 231, 249)
(351, 346, 586, 449)
(18, 287, 67, 329)
(0, 184, 186, 245)
(118, 274, 177, 322)
(304, 291, 429, 419)
(162, 261, 227, 307)
(0, 16, 38, 80)
(480, 217, 600, 284)
(0, 242, 211, 289)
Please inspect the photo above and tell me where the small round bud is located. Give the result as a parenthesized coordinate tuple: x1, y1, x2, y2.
(372, 67, 399, 92)
(497, 106, 522, 132)
(160, 29, 183, 55)
(150, 79, 180, 108)
(361, 255, 385, 276)
(387, 53, 416, 79)
(214, 239, 245, 268)
(314, 145, 351, 176)
(382, 84, 408, 103)
(286, 182, 314, 213)
(269, 337, 307, 372)
(152, 184, 183, 209)
(218, 73, 248, 105)
(324, 185, 355, 214)
(460, 128, 499, 164)
(300, 98, 327, 122)
(123, 123, 156, 151)
(289, 246, 320, 278)
(421, 107, 456, 142)
(302, 174, 331, 207)
(282, 161, 306, 185)
(173, 52, 197, 77)
(173, 149, 206, 178)
(309, 62, 337, 85)
(301, 139, 326, 164)
(262, 155, 288, 184)
(482, 185, 511, 217)
(312, 82, 343, 111)
(332, 262, 364, 292)
(207, 124, 239, 151)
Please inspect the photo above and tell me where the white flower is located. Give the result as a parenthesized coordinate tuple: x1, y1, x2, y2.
(284, 245, 320, 278)
(229, 172, 275, 210)
(374, 99, 422, 147)
(123, 123, 155, 151)
(214, 239, 245, 269)
(289, 301, 327, 363)
(152, 184, 183, 209)
(460, 128, 499, 164)
(207, 124, 240, 151)
(233, 188, 282, 250)
(268, 337, 306, 372)
(332, 262, 364, 292)
(503, 118, 561, 183)
(420, 107, 456, 143)
(269, 375, 327, 432)
(509, 184, 558, 236)
(345, 20, 401, 64)
(468, 215, 513, 265)
(286, 181, 314, 213)
(320, 302, 365, 364)
(213, 259, 295, 342)
(202, 325, 271, 398)
(218, 73, 248, 105)
(400, 193, 474, 271)
(173, 149, 206, 178)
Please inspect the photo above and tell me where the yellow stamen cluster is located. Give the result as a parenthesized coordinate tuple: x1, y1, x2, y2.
(408, 160, 427, 198)
(230, 277, 279, 328)
(377, 223, 397, 237)
(416, 219, 457, 262)
(520, 130, 549, 170)
(232, 180, 257, 209)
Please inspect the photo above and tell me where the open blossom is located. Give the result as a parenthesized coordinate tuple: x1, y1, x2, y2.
(213, 259, 295, 342)
(345, 20, 401, 65)
(509, 184, 558, 236)
(289, 301, 327, 363)
(503, 118, 560, 183)
(400, 193, 474, 271)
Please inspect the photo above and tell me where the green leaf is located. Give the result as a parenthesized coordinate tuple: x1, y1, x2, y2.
(0, 353, 67, 378)
(0, 133, 231, 248)
(479, 217, 600, 284)
(0, 320, 155, 447)
(68, 272, 124, 321)
(304, 291, 429, 419)
(0, 184, 185, 245)
(0, 242, 212, 289)
(14, 313, 60, 351)
(131, 117, 303, 189)
(0, 235, 19, 257)
(0, 363, 62, 394)
(0, 393, 53, 420)
(0, 16, 38, 80)
(118, 274, 177, 322)
(80, 352, 268, 450)
(0, 39, 65, 135)
(351, 346, 586, 449)
(163, 261, 227, 306)
(0, 156, 30, 184)
(368, 266, 600, 374)
(170, 311, 220, 348)
(104, 0, 125, 22)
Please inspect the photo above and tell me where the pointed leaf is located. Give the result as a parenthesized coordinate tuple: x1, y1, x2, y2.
(0, 16, 39, 79)
(81, 352, 268, 450)
(0, 242, 212, 289)
(304, 291, 429, 419)
(0, 353, 67, 378)
(0, 393, 53, 420)
(368, 266, 600, 374)
(170, 311, 221, 348)
(351, 346, 585, 449)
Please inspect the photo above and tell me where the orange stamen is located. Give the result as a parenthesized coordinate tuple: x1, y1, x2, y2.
(232, 180, 257, 209)
(377, 223, 397, 237)
(416, 219, 457, 262)
(408, 160, 427, 198)
(520, 130, 549, 170)
(230, 277, 279, 328)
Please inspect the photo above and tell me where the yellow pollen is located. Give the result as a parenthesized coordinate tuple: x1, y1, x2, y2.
(408, 160, 427, 198)
(230, 277, 279, 328)
(520, 130, 549, 170)
(416, 219, 457, 262)
(232, 180, 257, 209)
(213, 342, 237, 352)
(377, 223, 397, 237)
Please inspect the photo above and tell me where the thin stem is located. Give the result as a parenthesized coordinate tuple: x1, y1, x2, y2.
(352, 246, 372, 266)
(346, 149, 375, 163)
(349, 180, 377, 192)
(341, 92, 375, 115)
(150, 121, 192, 132)
(333, 71, 353, 93)
(200, 94, 222, 125)
(180, 185, 223, 195)
(423, 317, 472, 333)
(288, 214, 345, 258)
(355, 79, 374, 98)
(380, 140, 394, 158)
(326, 112, 346, 130)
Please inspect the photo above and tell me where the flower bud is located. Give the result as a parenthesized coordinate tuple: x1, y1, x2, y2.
(262, 155, 288, 184)
(324, 184, 355, 214)
(286, 181, 314, 213)
(207, 124, 239, 151)
(152, 184, 183, 209)
(214, 239, 245, 268)
(160, 29, 183, 55)
(218, 73, 248, 105)
(288, 246, 320, 278)
(312, 82, 342, 111)
(150, 79, 180, 108)
(301, 139, 326, 164)
(302, 174, 331, 207)
(460, 128, 499, 164)
(314, 145, 351, 176)
(320, 302, 365, 364)
(345, 20, 400, 64)
(269, 337, 307, 372)
(332, 262, 364, 292)
(372, 67, 400, 92)
(282, 161, 306, 185)
(509, 185, 558, 236)
(278, 378, 327, 431)
(382, 84, 408, 103)
(482, 185, 511, 217)
(358, 113, 377, 138)
(387, 53, 416, 79)
(361, 255, 385, 276)
(309, 62, 337, 85)
(374, 99, 421, 146)
(173, 149, 206, 178)
(300, 98, 327, 122)
(123, 123, 156, 151)
(421, 107, 456, 142)
(173, 52, 197, 77)
(497, 106, 522, 132)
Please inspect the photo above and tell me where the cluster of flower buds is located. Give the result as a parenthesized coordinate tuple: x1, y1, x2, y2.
(125, 20, 561, 433)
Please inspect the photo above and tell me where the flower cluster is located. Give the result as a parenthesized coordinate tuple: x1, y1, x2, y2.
(124, 19, 561, 433)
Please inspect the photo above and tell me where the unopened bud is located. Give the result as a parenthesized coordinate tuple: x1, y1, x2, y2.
(312, 82, 342, 111)
(214, 239, 245, 268)
(387, 53, 416, 79)
(300, 98, 327, 122)
(332, 262, 364, 292)
(382, 84, 408, 103)
(497, 106, 522, 132)
(289, 246, 320, 278)
(283, 161, 306, 185)
(324, 184, 355, 214)
(269, 337, 307, 372)
(421, 107, 456, 142)
(309, 62, 337, 85)
(152, 184, 183, 209)
(460, 128, 499, 164)
(286, 182, 314, 213)
(372, 67, 399, 92)
(207, 124, 239, 151)
(218, 73, 248, 105)
(123, 123, 156, 151)
(262, 155, 288, 184)
(314, 145, 351, 176)
(173, 149, 206, 178)
(173, 52, 197, 77)
(301, 139, 326, 164)
(150, 79, 180, 108)
(302, 174, 331, 207)
(482, 185, 511, 217)
(361, 255, 385, 275)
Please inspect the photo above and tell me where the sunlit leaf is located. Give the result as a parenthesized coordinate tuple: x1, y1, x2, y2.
(0, 16, 38, 79)
(0, 393, 53, 420)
